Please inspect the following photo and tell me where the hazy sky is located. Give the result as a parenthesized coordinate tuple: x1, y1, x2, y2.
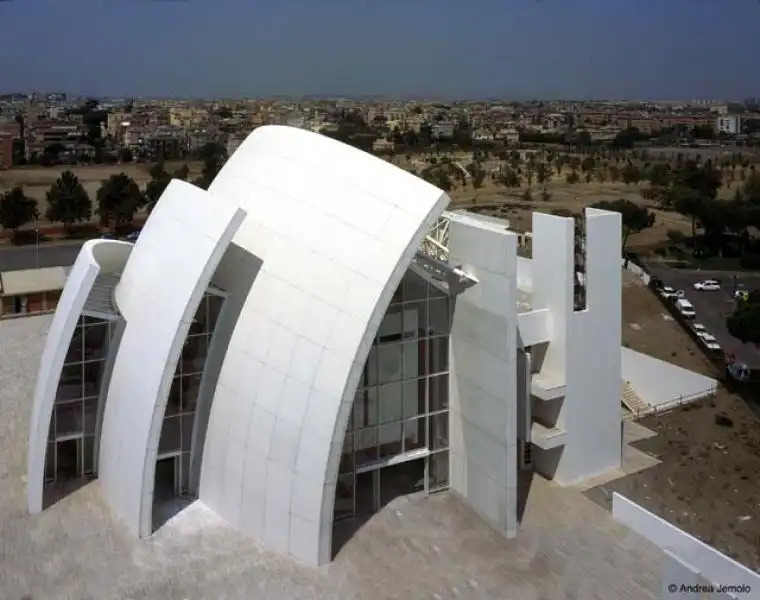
(1, 0, 759, 100)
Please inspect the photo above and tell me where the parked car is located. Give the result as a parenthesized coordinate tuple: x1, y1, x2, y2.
(125, 230, 141, 242)
(699, 332, 722, 352)
(660, 286, 685, 300)
(100, 233, 116, 240)
(692, 323, 707, 334)
(693, 279, 721, 291)
(675, 298, 696, 318)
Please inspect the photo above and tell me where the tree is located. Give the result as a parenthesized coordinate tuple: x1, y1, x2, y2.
(554, 154, 565, 176)
(472, 170, 486, 190)
(590, 198, 655, 250)
(536, 162, 551, 187)
(727, 299, 760, 347)
(580, 156, 596, 173)
(621, 163, 642, 185)
(647, 163, 672, 188)
(45, 171, 91, 230)
(173, 164, 190, 181)
(96, 173, 142, 229)
(0, 186, 38, 233)
(143, 163, 172, 214)
(193, 151, 227, 190)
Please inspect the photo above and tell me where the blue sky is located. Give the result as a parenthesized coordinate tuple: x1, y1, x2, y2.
(1, 0, 758, 100)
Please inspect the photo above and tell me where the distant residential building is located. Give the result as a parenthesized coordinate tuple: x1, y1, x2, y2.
(495, 128, 520, 145)
(372, 138, 394, 152)
(0, 267, 65, 317)
(33, 122, 81, 146)
(716, 115, 741, 135)
(582, 128, 618, 142)
(472, 129, 494, 142)
(431, 122, 454, 139)
(147, 132, 182, 160)
(226, 135, 246, 157)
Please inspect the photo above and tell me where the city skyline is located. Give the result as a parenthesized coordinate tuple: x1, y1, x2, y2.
(1, 0, 759, 100)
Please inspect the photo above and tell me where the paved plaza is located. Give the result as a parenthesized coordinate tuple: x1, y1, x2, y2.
(0, 315, 664, 600)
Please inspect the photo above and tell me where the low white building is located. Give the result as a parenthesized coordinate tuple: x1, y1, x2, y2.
(716, 115, 741, 135)
(27, 125, 624, 568)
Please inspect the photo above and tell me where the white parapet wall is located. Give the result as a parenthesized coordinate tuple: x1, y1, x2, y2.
(612, 493, 759, 595)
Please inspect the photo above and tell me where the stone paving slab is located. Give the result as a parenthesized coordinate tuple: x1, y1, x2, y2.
(0, 315, 664, 600)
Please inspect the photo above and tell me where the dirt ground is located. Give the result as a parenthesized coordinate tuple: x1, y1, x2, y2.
(588, 275, 760, 573)
(586, 388, 760, 572)
(620, 271, 716, 376)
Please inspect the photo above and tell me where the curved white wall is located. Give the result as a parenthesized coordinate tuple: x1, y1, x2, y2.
(200, 125, 449, 565)
(26, 239, 132, 513)
(98, 180, 245, 537)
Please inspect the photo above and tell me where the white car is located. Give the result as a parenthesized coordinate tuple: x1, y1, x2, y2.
(660, 286, 685, 299)
(698, 332, 722, 351)
(693, 280, 720, 291)
(675, 298, 696, 318)
(692, 323, 707, 334)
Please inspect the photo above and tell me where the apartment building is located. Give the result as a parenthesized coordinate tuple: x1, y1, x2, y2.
(716, 115, 742, 135)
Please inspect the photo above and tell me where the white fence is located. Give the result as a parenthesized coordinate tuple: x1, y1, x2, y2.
(623, 258, 652, 285)
(612, 493, 760, 596)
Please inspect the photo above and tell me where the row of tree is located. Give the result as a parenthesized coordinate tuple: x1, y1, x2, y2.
(0, 145, 228, 237)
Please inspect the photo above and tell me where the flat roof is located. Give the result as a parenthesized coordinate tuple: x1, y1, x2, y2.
(0, 315, 664, 599)
(447, 210, 514, 236)
(0, 266, 68, 296)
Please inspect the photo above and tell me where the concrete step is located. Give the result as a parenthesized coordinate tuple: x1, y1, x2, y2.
(621, 381, 652, 419)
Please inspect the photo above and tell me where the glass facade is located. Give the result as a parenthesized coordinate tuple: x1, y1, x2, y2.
(154, 291, 224, 498)
(44, 316, 115, 485)
(334, 269, 451, 522)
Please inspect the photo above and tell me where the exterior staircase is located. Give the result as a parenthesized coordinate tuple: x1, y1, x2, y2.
(621, 381, 652, 420)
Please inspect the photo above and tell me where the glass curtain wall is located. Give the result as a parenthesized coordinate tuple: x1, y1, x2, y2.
(156, 291, 224, 496)
(45, 316, 114, 485)
(334, 270, 451, 522)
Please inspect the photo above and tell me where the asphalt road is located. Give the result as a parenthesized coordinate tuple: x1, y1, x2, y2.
(0, 241, 85, 272)
(649, 266, 760, 368)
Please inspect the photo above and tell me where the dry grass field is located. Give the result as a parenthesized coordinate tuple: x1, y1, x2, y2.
(0, 151, 746, 251)
(389, 151, 749, 250)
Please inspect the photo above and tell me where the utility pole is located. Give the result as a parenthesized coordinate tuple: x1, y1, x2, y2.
(35, 216, 39, 268)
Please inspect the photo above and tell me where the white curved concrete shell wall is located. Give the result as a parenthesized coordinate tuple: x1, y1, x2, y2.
(200, 126, 450, 565)
(98, 180, 245, 538)
(26, 239, 133, 513)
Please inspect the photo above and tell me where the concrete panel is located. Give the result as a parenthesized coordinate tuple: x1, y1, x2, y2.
(613, 493, 760, 593)
(662, 549, 701, 599)
(99, 180, 245, 538)
(556, 209, 622, 484)
(530, 213, 574, 384)
(26, 239, 132, 513)
(200, 126, 449, 565)
(517, 308, 550, 346)
(448, 211, 519, 538)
